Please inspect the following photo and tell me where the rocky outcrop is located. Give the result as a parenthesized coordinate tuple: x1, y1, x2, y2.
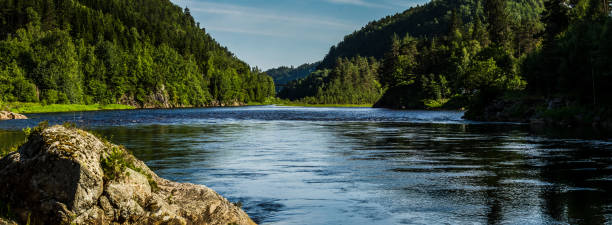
(142, 85, 172, 109)
(208, 100, 245, 107)
(117, 85, 245, 109)
(0, 218, 18, 225)
(0, 125, 256, 225)
(0, 111, 27, 120)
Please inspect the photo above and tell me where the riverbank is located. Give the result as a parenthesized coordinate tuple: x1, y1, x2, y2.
(1, 101, 250, 114)
(277, 103, 373, 107)
(463, 96, 612, 129)
(2, 102, 135, 114)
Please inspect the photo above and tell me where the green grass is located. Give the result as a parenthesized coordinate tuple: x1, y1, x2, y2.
(246, 97, 285, 106)
(1, 102, 134, 114)
(423, 99, 450, 109)
(245, 102, 271, 106)
(277, 103, 373, 107)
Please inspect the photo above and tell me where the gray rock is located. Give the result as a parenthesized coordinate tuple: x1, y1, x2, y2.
(0, 217, 18, 225)
(0, 111, 27, 120)
(0, 125, 256, 225)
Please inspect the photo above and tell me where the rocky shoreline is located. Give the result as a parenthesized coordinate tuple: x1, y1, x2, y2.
(0, 125, 255, 225)
(0, 112, 27, 121)
(463, 97, 612, 129)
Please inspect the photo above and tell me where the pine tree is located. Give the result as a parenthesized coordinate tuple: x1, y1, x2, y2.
(484, 0, 510, 47)
(42, 0, 56, 30)
(541, 0, 570, 44)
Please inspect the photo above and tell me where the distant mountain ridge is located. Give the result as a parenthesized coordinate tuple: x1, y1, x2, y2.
(265, 62, 320, 92)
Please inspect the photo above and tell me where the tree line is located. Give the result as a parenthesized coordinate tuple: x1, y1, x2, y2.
(279, 0, 612, 116)
(0, 0, 275, 107)
(279, 56, 381, 104)
(265, 62, 319, 93)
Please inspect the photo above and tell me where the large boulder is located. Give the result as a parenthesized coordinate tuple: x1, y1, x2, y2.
(0, 111, 27, 120)
(0, 125, 256, 225)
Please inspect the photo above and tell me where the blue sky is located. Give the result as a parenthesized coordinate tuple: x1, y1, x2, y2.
(170, 0, 430, 70)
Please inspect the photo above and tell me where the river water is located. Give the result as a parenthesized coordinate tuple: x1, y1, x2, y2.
(1, 106, 612, 224)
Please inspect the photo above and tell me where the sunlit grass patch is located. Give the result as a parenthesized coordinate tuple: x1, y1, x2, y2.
(277, 103, 373, 108)
(2, 102, 134, 114)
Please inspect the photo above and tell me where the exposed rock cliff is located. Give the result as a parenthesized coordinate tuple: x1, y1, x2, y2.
(0, 112, 27, 120)
(0, 125, 256, 225)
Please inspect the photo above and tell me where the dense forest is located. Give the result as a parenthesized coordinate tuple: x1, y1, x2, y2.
(280, 0, 612, 124)
(0, 0, 275, 108)
(265, 62, 319, 93)
(279, 57, 382, 104)
(280, 0, 544, 105)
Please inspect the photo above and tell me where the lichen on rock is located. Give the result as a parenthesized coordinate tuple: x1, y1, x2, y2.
(0, 125, 256, 225)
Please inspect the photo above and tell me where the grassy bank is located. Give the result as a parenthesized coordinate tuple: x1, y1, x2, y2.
(277, 103, 373, 108)
(245, 98, 373, 108)
(1, 102, 134, 114)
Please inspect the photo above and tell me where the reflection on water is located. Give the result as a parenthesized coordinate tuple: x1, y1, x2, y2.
(1, 106, 611, 224)
(0, 130, 25, 153)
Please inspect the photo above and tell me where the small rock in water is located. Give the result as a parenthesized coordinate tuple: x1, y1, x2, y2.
(0, 111, 27, 120)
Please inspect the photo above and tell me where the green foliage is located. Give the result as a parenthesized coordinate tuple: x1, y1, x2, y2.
(0, 0, 275, 107)
(62, 122, 77, 129)
(100, 146, 158, 192)
(282, 0, 542, 109)
(525, 0, 612, 106)
(5, 102, 134, 114)
(22, 127, 32, 137)
(101, 147, 129, 182)
(318, 0, 544, 69)
(33, 121, 49, 135)
(279, 56, 382, 104)
(423, 98, 450, 109)
(266, 62, 320, 92)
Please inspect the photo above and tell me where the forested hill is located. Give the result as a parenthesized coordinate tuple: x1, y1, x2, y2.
(265, 62, 319, 92)
(280, 0, 545, 105)
(318, 0, 543, 69)
(282, 0, 612, 127)
(0, 0, 275, 107)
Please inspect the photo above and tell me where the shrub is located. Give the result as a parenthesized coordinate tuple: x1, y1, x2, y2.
(100, 146, 159, 192)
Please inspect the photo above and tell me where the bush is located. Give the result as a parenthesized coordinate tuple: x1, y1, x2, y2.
(100, 146, 159, 192)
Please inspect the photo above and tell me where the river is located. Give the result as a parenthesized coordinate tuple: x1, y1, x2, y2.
(1, 106, 611, 224)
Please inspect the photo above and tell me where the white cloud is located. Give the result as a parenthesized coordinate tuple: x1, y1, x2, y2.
(177, 1, 356, 43)
(326, 0, 388, 8)
(325, 0, 427, 9)
(204, 26, 292, 38)
(168, 0, 431, 69)
(385, 0, 428, 8)
(189, 2, 353, 29)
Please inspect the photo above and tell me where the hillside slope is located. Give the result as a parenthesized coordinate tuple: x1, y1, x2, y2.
(0, 0, 275, 107)
(266, 62, 319, 92)
(280, 0, 545, 107)
(319, 0, 543, 69)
